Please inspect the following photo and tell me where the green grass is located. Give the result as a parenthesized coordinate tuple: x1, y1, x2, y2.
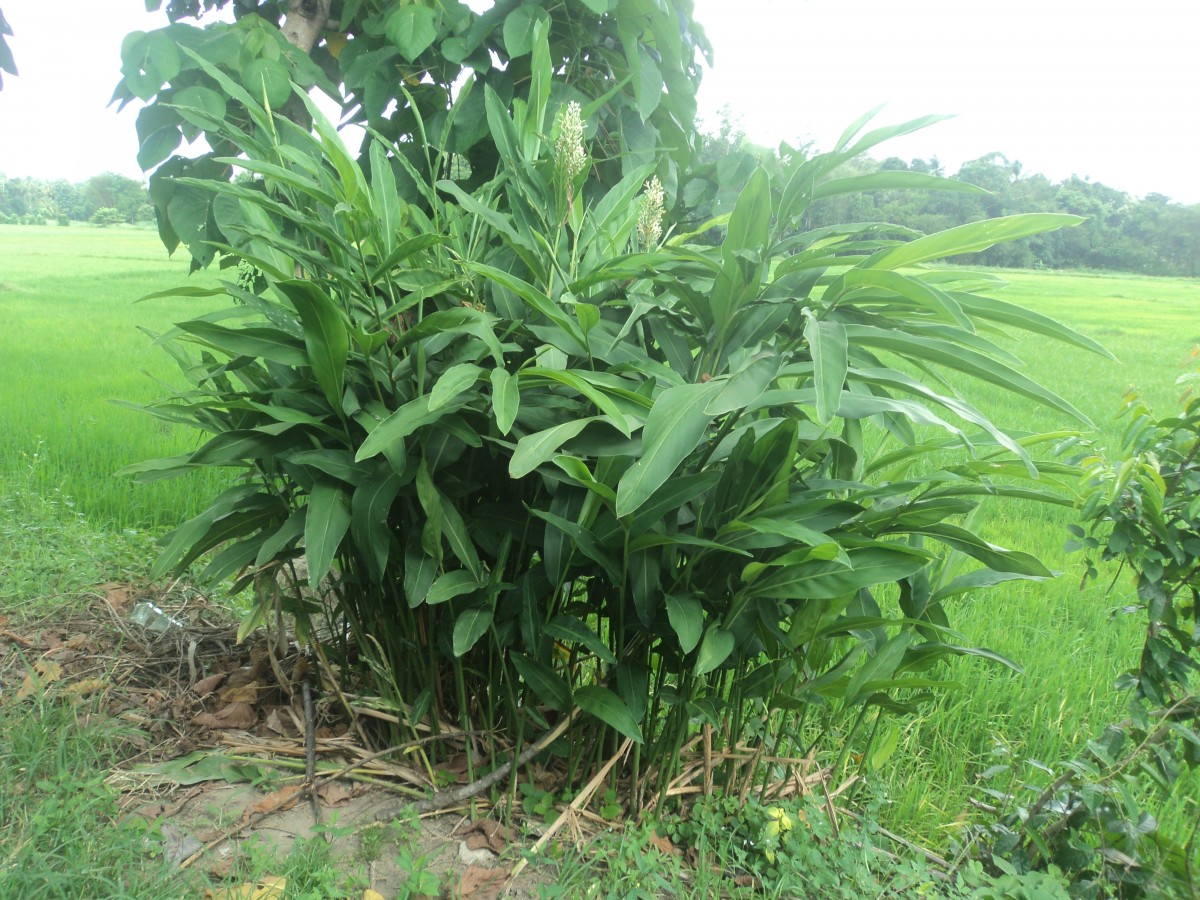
(0, 691, 209, 898)
(0, 225, 229, 530)
(874, 268, 1200, 853)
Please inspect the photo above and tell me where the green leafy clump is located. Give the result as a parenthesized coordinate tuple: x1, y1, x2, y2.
(126, 23, 1103, 807)
(965, 360, 1200, 897)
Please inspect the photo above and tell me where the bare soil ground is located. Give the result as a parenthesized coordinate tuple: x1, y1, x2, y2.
(0, 583, 585, 899)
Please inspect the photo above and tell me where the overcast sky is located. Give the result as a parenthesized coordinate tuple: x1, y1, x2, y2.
(1, 0, 1197, 203)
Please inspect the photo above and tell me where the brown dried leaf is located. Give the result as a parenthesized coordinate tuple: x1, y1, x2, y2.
(219, 681, 263, 703)
(316, 781, 354, 807)
(458, 865, 508, 899)
(204, 876, 286, 899)
(64, 677, 107, 699)
(0, 628, 38, 648)
(97, 582, 137, 614)
(192, 702, 258, 730)
(646, 830, 677, 856)
(462, 818, 514, 855)
(262, 708, 296, 737)
(248, 784, 302, 818)
(192, 673, 226, 696)
(16, 659, 63, 699)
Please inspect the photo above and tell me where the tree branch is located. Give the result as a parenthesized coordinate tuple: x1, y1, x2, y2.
(281, 0, 331, 55)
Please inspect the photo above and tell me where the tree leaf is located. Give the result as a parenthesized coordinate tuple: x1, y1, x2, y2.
(502, 5, 550, 58)
(386, 5, 439, 62)
(240, 57, 291, 109)
(574, 686, 643, 743)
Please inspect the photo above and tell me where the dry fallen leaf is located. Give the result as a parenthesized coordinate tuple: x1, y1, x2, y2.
(192, 673, 226, 695)
(192, 702, 258, 730)
(458, 865, 508, 899)
(461, 818, 514, 855)
(219, 680, 264, 703)
(204, 876, 286, 899)
(247, 784, 303, 818)
(646, 830, 677, 856)
(316, 781, 355, 807)
(16, 659, 63, 699)
(97, 582, 137, 614)
(64, 677, 107, 699)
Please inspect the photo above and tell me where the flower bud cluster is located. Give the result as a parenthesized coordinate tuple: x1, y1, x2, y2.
(637, 176, 665, 248)
(554, 101, 587, 180)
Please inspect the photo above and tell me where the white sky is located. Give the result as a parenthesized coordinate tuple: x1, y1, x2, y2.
(1, 0, 1198, 203)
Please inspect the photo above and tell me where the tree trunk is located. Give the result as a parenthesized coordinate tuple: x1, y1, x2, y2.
(281, 0, 331, 55)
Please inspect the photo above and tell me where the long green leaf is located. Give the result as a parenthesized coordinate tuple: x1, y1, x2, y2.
(490, 369, 520, 435)
(176, 321, 308, 365)
(304, 480, 351, 585)
(813, 171, 988, 200)
(666, 594, 703, 654)
(574, 686, 643, 743)
(511, 653, 572, 713)
(276, 280, 348, 411)
(426, 570, 480, 605)
(616, 382, 719, 517)
(510, 417, 599, 479)
(843, 324, 1091, 424)
(356, 395, 467, 462)
(867, 214, 1083, 270)
(694, 625, 735, 676)
(845, 632, 912, 705)
(350, 468, 402, 582)
(753, 545, 930, 600)
(545, 615, 616, 665)
(452, 607, 494, 657)
(430, 363, 483, 411)
(804, 313, 847, 426)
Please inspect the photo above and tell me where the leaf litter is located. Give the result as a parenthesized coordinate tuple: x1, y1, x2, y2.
(0, 581, 566, 897)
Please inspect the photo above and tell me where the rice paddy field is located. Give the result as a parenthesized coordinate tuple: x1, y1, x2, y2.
(0, 225, 228, 529)
(2, 224, 1198, 856)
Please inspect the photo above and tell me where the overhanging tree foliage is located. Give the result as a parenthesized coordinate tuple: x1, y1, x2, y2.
(120, 0, 711, 269)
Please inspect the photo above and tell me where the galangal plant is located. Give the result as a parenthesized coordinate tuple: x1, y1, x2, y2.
(124, 27, 1106, 807)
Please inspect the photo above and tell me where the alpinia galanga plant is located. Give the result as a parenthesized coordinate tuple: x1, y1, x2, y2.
(124, 27, 1109, 806)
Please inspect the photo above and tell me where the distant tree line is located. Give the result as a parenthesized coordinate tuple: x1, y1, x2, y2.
(687, 123, 1200, 278)
(0, 172, 152, 226)
(5, 134, 1198, 276)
